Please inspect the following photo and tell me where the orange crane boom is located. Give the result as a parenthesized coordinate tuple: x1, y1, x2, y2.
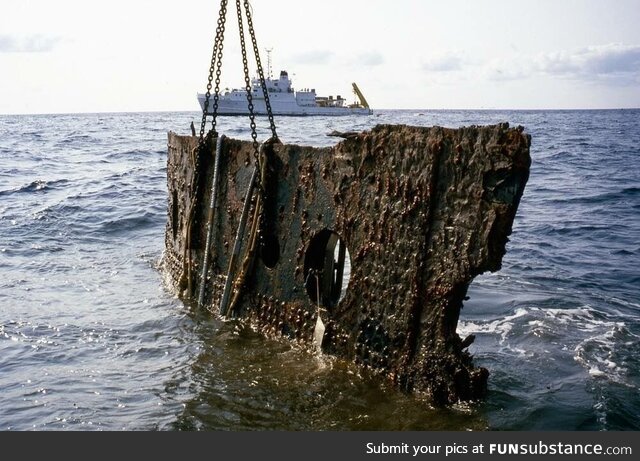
(352, 82, 370, 109)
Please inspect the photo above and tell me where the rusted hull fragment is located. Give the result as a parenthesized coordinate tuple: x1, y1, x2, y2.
(163, 123, 531, 404)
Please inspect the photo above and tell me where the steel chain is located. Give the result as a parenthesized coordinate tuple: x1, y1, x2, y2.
(199, 0, 228, 143)
(243, 0, 278, 139)
(237, 0, 280, 256)
(185, 0, 228, 298)
(195, 0, 228, 201)
(242, 0, 279, 257)
(236, 0, 266, 253)
(236, 0, 258, 156)
(210, 0, 228, 134)
(190, 0, 279, 301)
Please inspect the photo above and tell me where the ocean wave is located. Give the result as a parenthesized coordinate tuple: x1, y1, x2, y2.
(459, 304, 638, 390)
(544, 187, 640, 206)
(99, 212, 161, 235)
(105, 149, 152, 160)
(0, 178, 70, 197)
(32, 202, 84, 221)
(54, 133, 95, 146)
(574, 322, 639, 388)
(621, 186, 640, 196)
(457, 307, 529, 345)
(543, 223, 625, 238)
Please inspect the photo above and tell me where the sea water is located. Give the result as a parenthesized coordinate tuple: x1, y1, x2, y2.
(0, 109, 638, 430)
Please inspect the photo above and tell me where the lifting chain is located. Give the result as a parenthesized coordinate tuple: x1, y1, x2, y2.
(234, 0, 279, 265)
(199, 0, 228, 141)
(235, 0, 258, 155)
(243, 0, 278, 139)
(182, 0, 229, 297)
(186, 0, 280, 307)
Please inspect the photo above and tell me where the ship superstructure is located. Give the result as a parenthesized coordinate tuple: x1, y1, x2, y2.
(198, 70, 372, 116)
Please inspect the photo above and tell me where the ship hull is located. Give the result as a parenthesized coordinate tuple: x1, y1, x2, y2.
(197, 93, 372, 116)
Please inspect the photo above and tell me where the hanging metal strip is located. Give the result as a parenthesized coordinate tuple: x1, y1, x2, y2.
(197, 135, 225, 309)
(219, 165, 258, 317)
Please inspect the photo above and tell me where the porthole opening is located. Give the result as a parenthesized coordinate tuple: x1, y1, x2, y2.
(303, 229, 351, 309)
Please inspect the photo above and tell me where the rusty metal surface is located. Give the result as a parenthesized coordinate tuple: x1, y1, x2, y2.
(163, 123, 531, 404)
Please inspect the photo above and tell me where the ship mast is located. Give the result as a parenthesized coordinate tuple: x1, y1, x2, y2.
(265, 47, 273, 79)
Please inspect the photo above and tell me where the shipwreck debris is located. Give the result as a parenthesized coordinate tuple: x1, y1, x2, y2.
(165, 0, 530, 405)
(163, 122, 531, 404)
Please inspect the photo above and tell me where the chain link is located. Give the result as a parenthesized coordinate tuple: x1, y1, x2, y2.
(235, 0, 258, 155)
(195, 0, 228, 205)
(210, 1, 228, 134)
(189, 0, 279, 301)
(199, 0, 228, 141)
(243, 0, 278, 140)
(185, 0, 229, 298)
(237, 0, 280, 258)
(235, 0, 265, 253)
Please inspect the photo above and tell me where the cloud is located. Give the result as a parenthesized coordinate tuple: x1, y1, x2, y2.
(478, 43, 640, 84)
(482, 57, 530, 81)
(291, 50, 334, 65)
(422, 53, 464, 72)
(537, 43, 640, 80)
(0, 34, 62, 53)
(353, 51, 384, 67)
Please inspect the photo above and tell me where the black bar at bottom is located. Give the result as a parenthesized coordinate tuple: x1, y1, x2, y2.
(2, 431, 637, 461)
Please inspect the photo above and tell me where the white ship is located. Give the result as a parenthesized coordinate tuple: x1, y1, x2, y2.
(198, 70, 372, 116)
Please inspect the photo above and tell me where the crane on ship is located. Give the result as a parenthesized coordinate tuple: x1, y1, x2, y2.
(352, 82, 370, 110)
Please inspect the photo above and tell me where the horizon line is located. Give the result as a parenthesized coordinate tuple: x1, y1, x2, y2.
(1, 107, 639, 117)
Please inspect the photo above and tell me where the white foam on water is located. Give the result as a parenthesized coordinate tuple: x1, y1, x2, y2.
(459, 304, 638, 390)
(573, 321, 636, 388)
(457, 307, 529, 344)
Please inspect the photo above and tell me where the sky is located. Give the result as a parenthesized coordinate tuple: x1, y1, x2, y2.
(1, 0, 639, 114)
